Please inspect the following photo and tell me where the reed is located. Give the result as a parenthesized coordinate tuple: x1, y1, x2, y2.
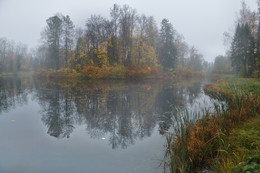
(164, 78, 260, 172)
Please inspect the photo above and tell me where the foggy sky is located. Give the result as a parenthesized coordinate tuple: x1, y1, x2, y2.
(0, 0, 257, 62)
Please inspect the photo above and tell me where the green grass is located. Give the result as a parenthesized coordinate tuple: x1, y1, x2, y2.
(215, 116, 260, 172)
(215, 78, 260, 95)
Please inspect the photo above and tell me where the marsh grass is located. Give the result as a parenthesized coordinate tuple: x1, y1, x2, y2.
(163, 79, 260, 172)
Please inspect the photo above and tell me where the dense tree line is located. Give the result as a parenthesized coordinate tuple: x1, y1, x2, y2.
(0, 38, 32, 73)
(220, 1, 260, 77)
(212, 55, 232, 74)
(36, 4, 205, 73)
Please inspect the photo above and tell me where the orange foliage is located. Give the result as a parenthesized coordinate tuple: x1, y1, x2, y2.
(80, 65, 160, 80)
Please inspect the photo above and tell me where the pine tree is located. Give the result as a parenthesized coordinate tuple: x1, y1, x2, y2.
(255, 0, 260, 77)
(230, 25, 241, 73)
(45, 15, 63, 70)
(159, 19, 177, 71)
(62, 15, 75, 68)
(230, 23, 255, 77)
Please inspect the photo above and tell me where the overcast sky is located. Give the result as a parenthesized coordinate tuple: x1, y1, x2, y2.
(0, 0, 257, 62)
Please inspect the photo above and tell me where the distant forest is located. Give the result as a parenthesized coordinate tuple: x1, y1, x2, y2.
(0, 2, 260, 78)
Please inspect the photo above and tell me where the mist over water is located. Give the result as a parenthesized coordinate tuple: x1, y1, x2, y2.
(0, 77, 216, 173)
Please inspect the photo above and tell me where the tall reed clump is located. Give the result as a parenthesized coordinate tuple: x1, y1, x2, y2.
(163, 108, 191, 173)
(163, 80, 260, 172)
(163, 107, 213, 172)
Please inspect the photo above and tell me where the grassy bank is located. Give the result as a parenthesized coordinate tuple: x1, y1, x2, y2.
(207, 78, 260, 172)
(164, 78, 260, 172)
(215, 116, 260, 172)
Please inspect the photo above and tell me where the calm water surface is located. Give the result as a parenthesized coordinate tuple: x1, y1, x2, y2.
(0, 77, 215, 173)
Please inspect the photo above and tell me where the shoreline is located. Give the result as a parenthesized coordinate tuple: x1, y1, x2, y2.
(164, 78, 260, 172)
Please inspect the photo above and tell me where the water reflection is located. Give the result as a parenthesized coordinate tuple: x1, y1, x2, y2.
(34, 80, 162, 149)
(0, 78, 32, 114)
(0, 77, 205, 149)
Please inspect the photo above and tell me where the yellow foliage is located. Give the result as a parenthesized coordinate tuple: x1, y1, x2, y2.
(96, 41, 108, 67)
(133, 38, 158, 66)
(68, 38, 88, 71)
(141, 44, 158, 66)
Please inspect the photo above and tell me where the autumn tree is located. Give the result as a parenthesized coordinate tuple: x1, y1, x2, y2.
(133, 15, 158, 66)
(35, 4, 199, 76)
(70, 37, 87, 70)
(96, 41, 108, 67)
(85, 15, 110, 67)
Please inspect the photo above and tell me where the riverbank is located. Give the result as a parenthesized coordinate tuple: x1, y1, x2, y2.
(34, 66, 161, 80)
(206, 78, 260, 172)
(165, 78, 260, 172)
(33, 66, 205, 80)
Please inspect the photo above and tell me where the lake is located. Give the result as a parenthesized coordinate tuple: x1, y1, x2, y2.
(0, 77, 216, 173)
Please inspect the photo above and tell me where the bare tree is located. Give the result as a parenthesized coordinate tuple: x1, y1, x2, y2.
(119, 5, 137, 65)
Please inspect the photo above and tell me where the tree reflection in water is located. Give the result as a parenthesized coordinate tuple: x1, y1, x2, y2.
(0, 78, 32, 114)
(0, 78, 204, 149)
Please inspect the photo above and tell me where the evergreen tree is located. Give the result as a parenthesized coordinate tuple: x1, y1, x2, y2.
(230, 25, 241, 73)
(45, 15, 63, 70)
(62, 15, 75, 68)
(255, 0, 260, 77)
(230, 23, 255, 77)
(159, 19, 177, 70)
